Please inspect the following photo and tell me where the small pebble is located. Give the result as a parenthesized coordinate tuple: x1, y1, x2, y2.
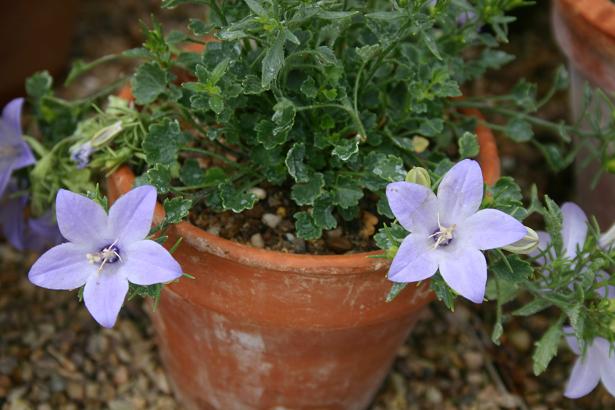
(206, 226, 221, 236)
(248, 187, 267, 200)
(250, 233, 265, 248)
(425, 386, 443, 403)
(262, 213, 282, 229)
(509, 329, 531, 352)
(463, 351, 484, 370)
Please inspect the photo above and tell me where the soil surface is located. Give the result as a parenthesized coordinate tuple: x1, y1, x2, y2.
(2, 1, 613, 410)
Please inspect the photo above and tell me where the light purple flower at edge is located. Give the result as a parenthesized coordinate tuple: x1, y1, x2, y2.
(386, 159, 526, 303)
(564, 327, 615, 398)
(28, 185, 183, 328)
(0, 98, 35, 198)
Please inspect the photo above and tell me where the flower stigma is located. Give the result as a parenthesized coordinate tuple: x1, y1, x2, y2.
(429, 214, 456, 249)
(86, 239, 122, 273)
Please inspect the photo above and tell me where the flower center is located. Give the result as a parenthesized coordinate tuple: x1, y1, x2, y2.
(87, 241, 122, 272)
(429, 215, 456, 249)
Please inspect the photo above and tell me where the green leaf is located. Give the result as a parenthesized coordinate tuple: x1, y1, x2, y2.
(418, 118, 444, 137)
(334, 177, 363, 209)
(219, 182, 258, 213)
(26, 71, 53, 100)
(161, 0, 207, 8)
(209, 95, 225, 114)
(491, 254, 533, 284)
(244, 0, 267, 17)
(300, 76, 318, 98)
(511, 79, 537, 111)
(332, 137, 359, 161)
(131, 62, 169, 105)
(386, 282, 408, 303)
(544, 196, 564, 255)
(458, 131, 480, 158)
(291, 172, 325, 205)
(313, 196, 337, 230)
(294, 211, 322, 240)
(135, 165, 172, 194)
(262, 31, 286, 88)
(285, 142, 309, 182)
(505, 118, 534, 142)
(421, 32, 442, 60)
(532, 319, 563, 375)
(179, 159, 205, 186)
(143, 119, 182, 165)
(163, 197, 192, 224)
(512, 299, 553, 317)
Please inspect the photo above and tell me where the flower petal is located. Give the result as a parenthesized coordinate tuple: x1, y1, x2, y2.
(0, 189, 27, 250)
(0, 167, 12, 199)
(28, 243, 94, 290)
(561, 202, 588, 259)
(386, 182, 438, 234)
(120, 240, 182, 285)
(564, 356, 601, 399)
(388, 234, 439, 283)
(56, 190, 109, 245)
(12, 141, 36, 170)
(83, 272, 129, 328)
(564, 327, 581, 355)
(599, 347, 615, 397)
(437, 159, 484, 226)
(109, 185, 157, 244)
(438, 247, 487, 303)
(1, 98, 24, 144)
(457, 209, 526, 250)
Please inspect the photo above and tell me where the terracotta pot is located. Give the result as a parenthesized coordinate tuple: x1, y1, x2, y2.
(0, 0, 79, 103)
(552, 0, 615, 226)
(108, 93, 500, 409)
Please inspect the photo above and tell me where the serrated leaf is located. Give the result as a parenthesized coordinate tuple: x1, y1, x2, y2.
(334, 177, 363, 209)
(332, 137, 359, 161)
(386, 282, 408, 303)
(491, 255, 533, 284)
(143, 119, 182, 165)
(209, 95, 225, 114)
(135, 165, 172, 194)
(291, 173, 325, 205)
(285, 142, 309, 182)
(294, 211, 322, 240)
(505, 118, 534, 142)
(26, 71, 53, 100)
(418, 118, 443, 137)
(163, 197, 192, 224)
(512, 298, 553, 317)
(532, 319, 563, 375)
(131, 62, 169, 105)
(219, 182, 258, 213)
(179, 159, 205, 186)
(458, 131, 480, 158)
(262, 31, 286, 88)
(313, 196, 337, 230)
(244, 0, 267, 17)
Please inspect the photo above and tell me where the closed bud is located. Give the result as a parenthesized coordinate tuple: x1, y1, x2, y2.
(405, 167, 431, 188)
(503, 226, 540, 255)
(91, 121, 123, 148)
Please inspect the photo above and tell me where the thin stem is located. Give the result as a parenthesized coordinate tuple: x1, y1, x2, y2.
(181, 146, 243, 169)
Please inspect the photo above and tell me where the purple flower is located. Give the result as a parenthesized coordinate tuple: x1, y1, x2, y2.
(386, 159, 526, 303)
(70, 142, 94, 169)
(28, 185, 182, 328)
(0, 98, 35, 198)
(564, 328, 615, 398)
(531, 202, 615, 298)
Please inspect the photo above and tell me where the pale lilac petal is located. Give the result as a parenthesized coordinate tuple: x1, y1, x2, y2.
(0, 187, 27, 250)
(457, 209, 526, 250)
(56, 189, 109, 245)
(0, 168, 11, 199)
(530, 231, 552, 265)
(386, 182, 438, 234)
(109, 185, 157, 244)
(388, 234, 439, 283)
(28, 243, 94, 290)
(561, 202, 588, 259)
(437, 159, 483, 226)
(12, 141, 36, 170)
(438, 247, 487, 303)
(565, 327, 581, 355)
(120, 240, 182, 285)
(599, 348, 615, 397)
(1, 98, 24, 144)
(83, 271, 129, 328)
(564, 356, 601, 399)
(595, 271, 615, 299)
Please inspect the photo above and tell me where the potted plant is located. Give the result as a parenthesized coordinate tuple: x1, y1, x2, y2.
(3, 1, 615, 409)
(552, 0, 615, 227)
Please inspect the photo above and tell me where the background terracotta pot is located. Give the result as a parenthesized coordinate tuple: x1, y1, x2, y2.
(107, 108, 500, 409)
(552, 0, 615, 227)
(0, 0, 79, 104)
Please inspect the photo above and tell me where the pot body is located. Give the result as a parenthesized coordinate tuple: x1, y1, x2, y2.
(108, 168, 433, 410)
(552, 0, 615, 226)
(0, 0, 79, 103)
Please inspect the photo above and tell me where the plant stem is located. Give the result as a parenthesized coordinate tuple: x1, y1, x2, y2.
(208, 0, 228, 25)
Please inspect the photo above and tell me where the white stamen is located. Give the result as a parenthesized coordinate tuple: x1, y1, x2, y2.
(429, 214, 456, 249)
(86, 239, 122, 273)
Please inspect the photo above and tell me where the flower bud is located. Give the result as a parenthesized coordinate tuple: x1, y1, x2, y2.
(412, 136, 429, 153)
(405, 167, 431, 188)
(502, 226, 540, 255)
(385, 246, 399, 260)
(600, 223, 615, 249)
(91, 121, 123, 148)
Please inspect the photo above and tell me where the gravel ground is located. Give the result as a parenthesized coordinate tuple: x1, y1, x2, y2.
(2, 1, 615, 409)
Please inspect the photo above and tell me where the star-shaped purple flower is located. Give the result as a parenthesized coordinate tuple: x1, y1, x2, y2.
(0, 98, 35, 198)
(564, 327, 615, 398)
(531, 202, 615, 298)
(28, 185, 183, 328)
(386, 159, 526, 303)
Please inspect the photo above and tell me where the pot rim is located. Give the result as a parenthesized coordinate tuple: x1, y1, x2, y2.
(108, 87, 500, 275)
(556, 0, 615, 40)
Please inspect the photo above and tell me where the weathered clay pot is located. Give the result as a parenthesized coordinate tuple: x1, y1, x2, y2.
(552, 0, 615, 226)
(108, 91, 501, 409)
(0, 0, 79, 103)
